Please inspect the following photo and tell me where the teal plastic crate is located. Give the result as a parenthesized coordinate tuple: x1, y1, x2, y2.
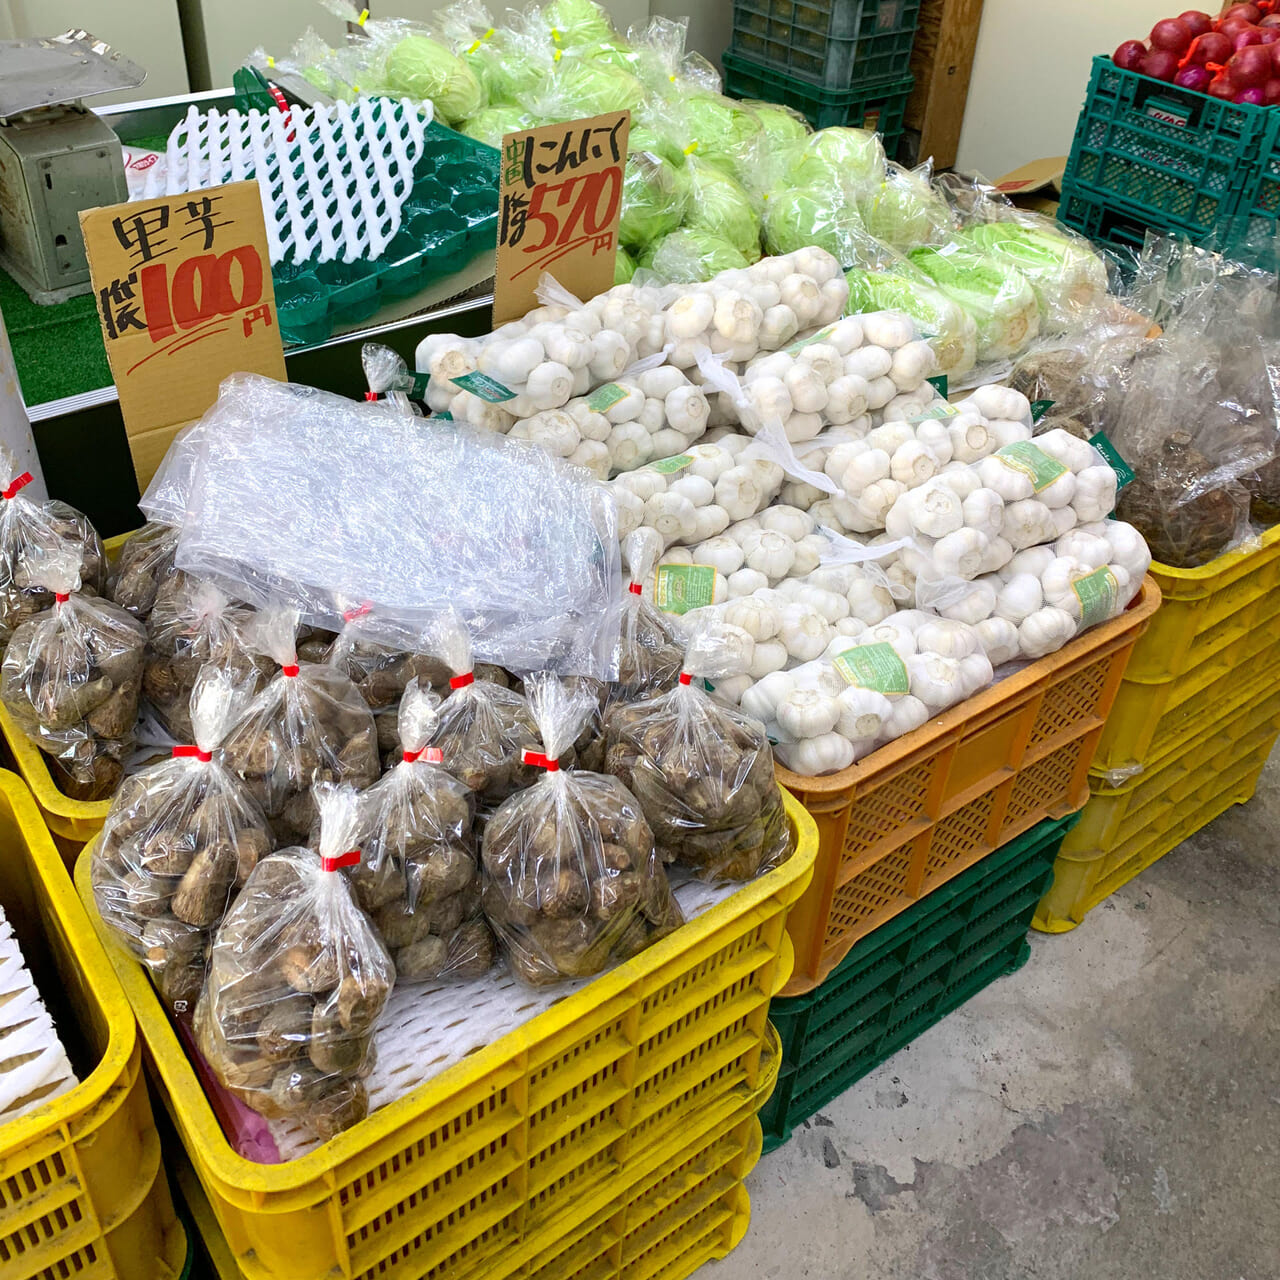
(274, 119, 499, 346)
(722, 50, 911, 144)
(760, 811, 1080, 1153)
(1057, 178, 1205, 257)
(1063, 55, 1273, 242)
(729, 0, 922, 92)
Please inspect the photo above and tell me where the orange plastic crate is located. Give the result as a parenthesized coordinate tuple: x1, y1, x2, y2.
(775, 577, 1159, 996)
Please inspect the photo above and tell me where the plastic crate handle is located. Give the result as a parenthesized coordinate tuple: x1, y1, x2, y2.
(1141, 93, 1196, 130)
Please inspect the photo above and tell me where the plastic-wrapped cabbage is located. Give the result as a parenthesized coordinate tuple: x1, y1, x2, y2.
(749, 101, 811, 147)
(844, 267, 978, 378)
(641, 229, 750, 282)
(790, 128, 886, 202)
(535, 60, 645, 118)
(859, 163, 954, 250)
(763, 182, 863, 266)
(630, 123, 686, 170)
(384, 35, 484, 123)
(680, 157, 761, 263)
(615, 247, 636, 285)
(542, 0, 616, 45)
(460, 104, 532, 148)
(740, 100, 811, 195)
(684, 92, 763, 180)
(959, 220, 1109, 332)
(620, 150, 687, 252)
(908, 243, 1041, 362)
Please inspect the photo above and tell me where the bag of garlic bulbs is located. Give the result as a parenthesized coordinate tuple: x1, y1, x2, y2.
(603, 624, 791, 881)
(481, 675, 682, 986)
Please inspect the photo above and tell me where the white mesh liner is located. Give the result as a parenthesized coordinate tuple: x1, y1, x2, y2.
(0, 910, 78, 1124)
(267, 877, 735, 1160)
(150, 97, 430, 266)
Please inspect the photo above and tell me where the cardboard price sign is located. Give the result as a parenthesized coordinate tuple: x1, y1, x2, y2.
(494, 111, 628, 324)
(80, 180, 286, 489)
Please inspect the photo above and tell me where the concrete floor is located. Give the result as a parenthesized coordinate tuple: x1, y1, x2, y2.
(718, 745, 1280, 1280)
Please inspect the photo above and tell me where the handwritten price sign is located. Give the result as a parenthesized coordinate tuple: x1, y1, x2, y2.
(494, 111, 629, 324)
(80, 181, 285, 488)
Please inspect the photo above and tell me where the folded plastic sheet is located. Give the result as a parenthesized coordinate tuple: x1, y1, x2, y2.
(142, 375, 622, 677)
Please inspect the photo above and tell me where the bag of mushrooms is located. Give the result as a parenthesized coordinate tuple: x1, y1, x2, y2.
(1, 549, 145, 799)
(426, 611, 540, 811)
(219, 608, 380, 845)
(350, 679, 494, 982)
(603, 627, 792, 882)
(108, 521, 180, 622)
(481, 675, 683, 986)
(143, 577, 271, 742)
(614, 529, 683, 703)
(0, 466, 106, 645)
(194, 784, 393, 1142)
(91, 667, 271, 1011)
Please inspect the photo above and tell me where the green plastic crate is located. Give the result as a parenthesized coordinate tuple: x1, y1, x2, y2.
(760, 811, 1080, 1152)
(1057, 178, 1205, 257)
(722, 50, 911, 144)
(1063, 56, 1272, 243)
(729, 0, 922, 91)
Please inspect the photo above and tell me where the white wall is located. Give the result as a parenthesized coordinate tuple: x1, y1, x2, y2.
(956, 0, 1174, 179)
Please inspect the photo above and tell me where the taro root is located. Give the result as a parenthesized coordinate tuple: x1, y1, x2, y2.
(108, 522, 179, 621)
(0, 470, 106, 645)
(194, 785, 393, 1141)
(1, 552, 145, 800)
(90, 667, 271, 1011)
(601, 633, 792, 882)
(219, 609, 379, 845)
(349, 679, 493, 982)
(615, 530, 682, 703)
(143, 576, 271, 741)
(479, 676, 681, 986)
(1244, 454, 1280, 526)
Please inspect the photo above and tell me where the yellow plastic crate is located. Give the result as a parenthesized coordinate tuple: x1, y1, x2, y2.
(0, 770, 184, 1280)
(1035, 688, 1280, 932)
(75, 792, 815, 1280)
(776, 578, 1159, 995)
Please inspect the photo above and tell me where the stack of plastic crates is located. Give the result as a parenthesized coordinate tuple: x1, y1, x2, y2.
(1036, 527, 1280, 931)
(761, 812, 1078, 1150)
(721, 0, 920, 143)
(74, 794, 817, 1280)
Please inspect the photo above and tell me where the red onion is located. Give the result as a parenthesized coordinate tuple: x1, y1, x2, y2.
(1269, 38, 1280, 68)
(1235, 85, 1266, 102)
(1190, 30, 1233, 61)
(1113, 39, 1149, 70)
(1142, 48, 1182, 80)
(1229, 43, 1272, 84)
(1220, 17, 1255, 38)
(1151, 17, 1193, 51)
(1261, 13, 1280, 25)
(1263, 76, 1280, 101)
(1179, 10, 1213, 37)
(1208, 73, 1237, 98)
(1176, 64, 1215, 90)
(1234, 26, 1265, 47)
(1223, 3, 1263, 22)
(1259, 27, 1280, 42)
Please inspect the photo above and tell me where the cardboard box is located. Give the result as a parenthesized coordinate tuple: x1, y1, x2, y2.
(995, 157, 1067, 217)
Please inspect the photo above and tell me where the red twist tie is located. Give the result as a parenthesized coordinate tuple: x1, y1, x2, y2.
(365, 391, 379, 402)
(402, 746, 443, 764)
(54, 592, 70, 604)
(628, 582, 643, 595)
(320, 850, 361, 872)
(450, 671, 474, 689)
(343, 601, 373, 623)
(1, 473, 32, 501)
(281, 664, 300, 677)
(172, 745, 213, 762)
(678, 672, 692, 685)
(521, 749, 559, 772)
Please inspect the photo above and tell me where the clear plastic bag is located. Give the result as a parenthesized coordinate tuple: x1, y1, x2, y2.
(351, 679, 493, 982)
(195, 784, 394, 1142)
(107, 521, 179, 622)
(602, 627, 791, 881)
(360, 343, 422, 417)
(91, 667, 271, 1011)
(424, 611, 540, 810)
(143, 577, 270, 743)
(615, 529, 683, 702)
(142, 375, 623, 678)
(480, 674, 682, 986)
(1, 549, 145, 800)
(219, 608, 380, 846)
(0, 466, 106, 645)
(858, 161, 955, 252)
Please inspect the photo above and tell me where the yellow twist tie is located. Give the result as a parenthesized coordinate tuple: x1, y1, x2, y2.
(357, 8, 369, 24)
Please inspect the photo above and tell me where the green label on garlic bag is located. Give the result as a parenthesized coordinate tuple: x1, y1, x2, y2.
(646, 453, 693, 474)
(1072, 566, 1118, 630)
(926, 374, 949, 399)
(1089, 431, 1135, 491)
(1029, 398, 1055, 423)
(450, 370, 516, 402)
(785, 326, 834, 355)
(832, 642, 910, 695)
(587, 382, 628, 412)
(653, 563, 717, 615)
(906, 401, 958, 424)
(994, 440, 1068, 492)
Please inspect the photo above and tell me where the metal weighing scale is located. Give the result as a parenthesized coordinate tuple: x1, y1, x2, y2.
(0, 30, 145, 304)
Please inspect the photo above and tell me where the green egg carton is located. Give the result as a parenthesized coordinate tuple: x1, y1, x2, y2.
(274, 120, 499, 346)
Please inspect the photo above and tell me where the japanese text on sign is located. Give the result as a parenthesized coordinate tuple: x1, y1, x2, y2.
(493, 111, 628, 325)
